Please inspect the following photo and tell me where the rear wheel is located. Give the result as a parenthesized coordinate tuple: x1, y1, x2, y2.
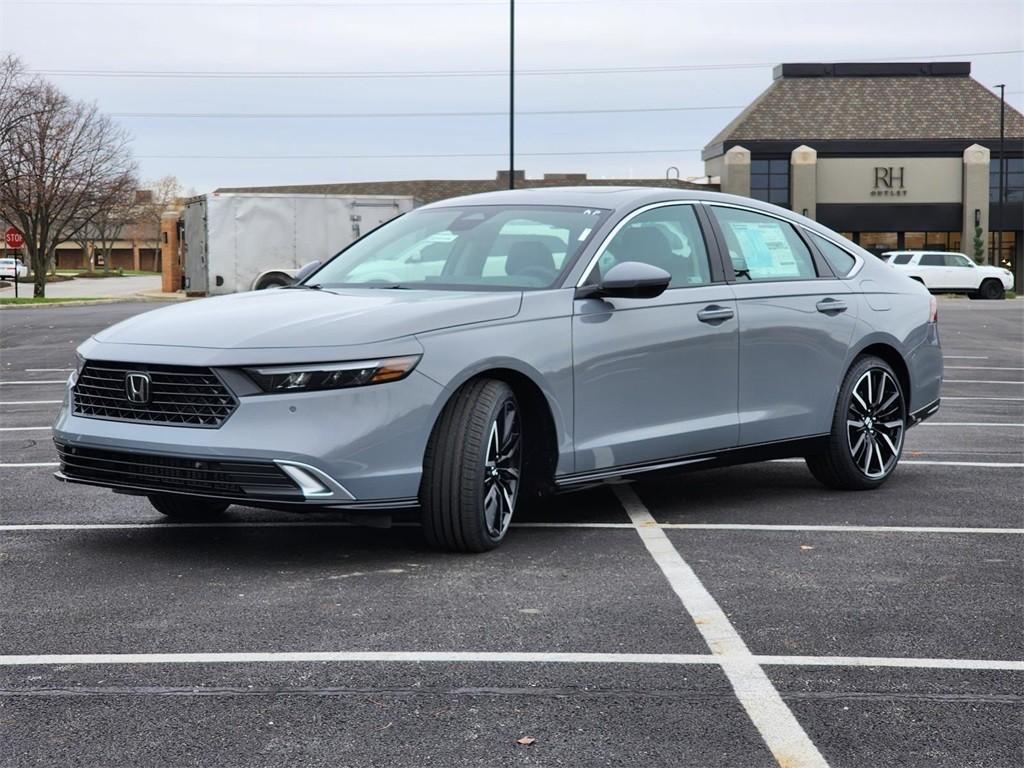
(806, 356, 906, 490)
(420, 379, 522, 553)
(149, 494, 230, 519)
(979, 279, 1005, 300)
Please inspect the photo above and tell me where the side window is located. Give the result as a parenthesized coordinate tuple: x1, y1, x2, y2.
(945, 254, 972, 267)
(919, 254, 945, 267)
(710, 206, 817, 281)
(892, 254, 913, 265)
(598, 205, 712, 288)
(809, 233, 857, 277)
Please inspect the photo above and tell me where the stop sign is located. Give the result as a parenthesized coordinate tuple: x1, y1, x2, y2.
(4, 227, 24, 249)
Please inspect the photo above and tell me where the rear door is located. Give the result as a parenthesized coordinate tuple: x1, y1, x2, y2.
(572, 202, 738, 473)
(917, 253, 948, 288)
(705, 204, 859, 446)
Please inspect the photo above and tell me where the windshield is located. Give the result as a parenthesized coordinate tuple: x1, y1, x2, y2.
(307, 205, 611, 290)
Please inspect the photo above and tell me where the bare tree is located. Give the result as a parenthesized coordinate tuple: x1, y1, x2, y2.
(0, 75, 137, 297)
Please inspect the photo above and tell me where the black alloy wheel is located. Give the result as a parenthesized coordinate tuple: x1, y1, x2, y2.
(421, 378, 523, 552)
(806, 355, 906, 490)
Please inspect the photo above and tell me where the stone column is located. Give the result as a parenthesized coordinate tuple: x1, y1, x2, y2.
(160, 211, 181, 293)
(720, 146, 751, 198)
(962, 144, 990, 263)
(790, 145, 817, 220)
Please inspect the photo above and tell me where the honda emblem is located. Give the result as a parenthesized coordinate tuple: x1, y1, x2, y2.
(124, 372, 151, 404)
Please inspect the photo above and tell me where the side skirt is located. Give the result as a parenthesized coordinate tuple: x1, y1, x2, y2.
(554, 435, 829, 492)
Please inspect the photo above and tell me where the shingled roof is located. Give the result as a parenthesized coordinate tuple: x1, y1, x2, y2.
(216, 172, 708, 204)
(705, 62, 1024, 155)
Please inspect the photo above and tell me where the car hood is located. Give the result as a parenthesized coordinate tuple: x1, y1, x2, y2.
(94, 288, 523, 349)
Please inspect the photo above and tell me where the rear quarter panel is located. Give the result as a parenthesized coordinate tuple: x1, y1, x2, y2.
(849, 264, 942, 413)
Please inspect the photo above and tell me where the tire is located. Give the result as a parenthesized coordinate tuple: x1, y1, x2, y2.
(255, 274, 291, 290)
(805, 355, 907, 491)
(420, 379, 522, 553)
(148, 494, 230, 519)
(979, 279, 1005, 300)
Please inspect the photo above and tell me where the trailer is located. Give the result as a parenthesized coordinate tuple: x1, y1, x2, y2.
(181, 192, 418, 295)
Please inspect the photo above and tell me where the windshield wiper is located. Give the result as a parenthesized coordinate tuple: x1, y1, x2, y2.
(280, 283, 323, 290)
(363, 283, 409, 290)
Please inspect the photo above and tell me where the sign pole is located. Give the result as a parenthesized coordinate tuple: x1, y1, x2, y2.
(508, 0, 515, 190)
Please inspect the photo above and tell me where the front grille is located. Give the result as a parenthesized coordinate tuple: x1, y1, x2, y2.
(55, 442, 302, 500)
(73, 361, 238, 428)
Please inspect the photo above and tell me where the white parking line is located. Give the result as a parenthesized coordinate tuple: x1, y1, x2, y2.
(0, 426, 52, 432)
(943, 355, 988, 359)
(3, 522, 1020, 534)
(946, 366, 1024, 371)
(0, 650, 1020, 671)
(921, 422, 1023, 427)
(0, 381, 65, 385)
(944, 379, 1024, 385)
(0, 462, 59, 468)
(942, 396, 1024, 402)
(615, 485, 830, 768)
(23, 368, 73, 373)
(0, 400, 61, 405)
(774, 457, 1024, 468)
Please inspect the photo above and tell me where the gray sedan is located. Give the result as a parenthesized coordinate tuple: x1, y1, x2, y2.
(54, 188, 943, 552)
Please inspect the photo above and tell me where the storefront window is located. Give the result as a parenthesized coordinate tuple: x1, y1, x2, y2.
(750, 159, 789, 207)
(856, 232, 898, 256)
(989, 231, 1017, 271)
(990, 157, 1024, 203)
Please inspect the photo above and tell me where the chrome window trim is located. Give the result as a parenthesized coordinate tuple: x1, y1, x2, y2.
(574, 200, 701, 288)
(706, 201, 866, 280)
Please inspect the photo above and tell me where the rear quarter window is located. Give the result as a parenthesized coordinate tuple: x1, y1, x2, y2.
(891, 254, 913, 265)
(809, 233, 857, 276)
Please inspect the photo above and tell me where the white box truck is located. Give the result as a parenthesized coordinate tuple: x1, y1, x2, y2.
(182, 192, 419, 295)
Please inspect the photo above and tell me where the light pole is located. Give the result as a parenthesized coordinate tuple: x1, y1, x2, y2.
(994, 83, 1006, 266)
(508, 0, 515, 190)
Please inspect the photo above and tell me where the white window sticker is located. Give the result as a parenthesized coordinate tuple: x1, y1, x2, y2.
(728, 221, 801, 278)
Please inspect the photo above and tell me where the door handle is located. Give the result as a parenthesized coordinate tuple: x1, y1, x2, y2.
(697, 305, 735, 323)
(816, 298, 848, 314)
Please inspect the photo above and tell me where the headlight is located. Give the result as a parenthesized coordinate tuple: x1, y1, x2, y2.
(69, 353, 85, 387)
(243, 355, 421, 393)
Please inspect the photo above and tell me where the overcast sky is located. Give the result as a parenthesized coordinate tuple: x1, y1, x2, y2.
(1, 0, 1021, 193)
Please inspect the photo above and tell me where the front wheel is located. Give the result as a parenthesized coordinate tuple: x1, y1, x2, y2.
(979, 279, 1005, 300)
(806, 356, 906, 490)
(149, 494, 230, 519)
(420, 379, 522, 553)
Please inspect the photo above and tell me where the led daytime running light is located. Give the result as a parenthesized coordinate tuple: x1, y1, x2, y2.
(244, 356, 420, 393)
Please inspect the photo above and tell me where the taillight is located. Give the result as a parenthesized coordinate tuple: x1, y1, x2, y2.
(928, 295, 938, 324)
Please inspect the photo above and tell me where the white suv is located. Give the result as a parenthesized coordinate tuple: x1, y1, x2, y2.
(882, 251, 1014, 300)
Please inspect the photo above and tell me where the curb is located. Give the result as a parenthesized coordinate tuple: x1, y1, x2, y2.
(0, 295, 190, 310)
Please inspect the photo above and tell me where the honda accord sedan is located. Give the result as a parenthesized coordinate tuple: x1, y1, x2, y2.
(54, 188, 942, 552)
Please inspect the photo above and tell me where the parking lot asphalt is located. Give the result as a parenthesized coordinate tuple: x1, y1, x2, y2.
(1, 298, 1022, 767)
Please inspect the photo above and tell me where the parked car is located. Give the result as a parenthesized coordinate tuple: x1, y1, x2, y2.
(0, 257, 27, 280)
(882, 250, 1014, 299)
(54, 189, 942, 552)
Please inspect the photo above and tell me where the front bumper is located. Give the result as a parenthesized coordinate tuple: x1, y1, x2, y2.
(53, 367, 445, 509)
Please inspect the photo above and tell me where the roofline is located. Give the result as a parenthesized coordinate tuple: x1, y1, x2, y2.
(772, 62, 971, 79)
(703, 137, 1024, 161)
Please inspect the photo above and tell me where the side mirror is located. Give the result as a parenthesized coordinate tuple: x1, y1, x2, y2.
(576, 261, 671, 300)
(292, 260, 322, 284)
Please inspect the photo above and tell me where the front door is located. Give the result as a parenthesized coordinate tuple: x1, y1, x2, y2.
(706, 204, 859, 446)
(572, 203, 739, 473)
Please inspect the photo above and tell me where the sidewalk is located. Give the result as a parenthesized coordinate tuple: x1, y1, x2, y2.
(0, 274, 166, 299)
